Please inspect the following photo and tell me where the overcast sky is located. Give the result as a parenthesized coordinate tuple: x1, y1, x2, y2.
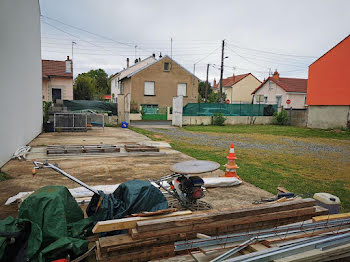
(39, 0, 349, 83)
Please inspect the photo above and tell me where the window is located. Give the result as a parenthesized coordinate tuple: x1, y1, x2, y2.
(264, 96, 268, 104)
(164, 62, 170, 71)
(144, 81, 155, 96)
(276, 95, 282, 107)
(177, 83, 187, 96)
(256, 95, 264, 103)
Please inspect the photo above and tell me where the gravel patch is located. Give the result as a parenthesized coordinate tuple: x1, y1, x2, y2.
(147, 128, 350, 161)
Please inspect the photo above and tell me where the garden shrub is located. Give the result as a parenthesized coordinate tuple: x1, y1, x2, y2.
(273, 110, 289, 125)
(212, 113, 226, 126)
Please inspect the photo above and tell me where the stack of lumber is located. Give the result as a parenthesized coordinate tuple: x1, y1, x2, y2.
(94, 198, 328, 262)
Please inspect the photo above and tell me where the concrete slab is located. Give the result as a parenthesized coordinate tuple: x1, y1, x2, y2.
(29, 127, 148, 146)
(0, 127, 273, 219)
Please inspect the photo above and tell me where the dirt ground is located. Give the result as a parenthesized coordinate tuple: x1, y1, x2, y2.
(0, 127, 272, 219)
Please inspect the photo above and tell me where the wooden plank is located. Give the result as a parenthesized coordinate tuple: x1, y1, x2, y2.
(133, 206, 319, 239)
(92, 210, 192, 233)
(128, 208, 176, 217)
(247, 243, 268, 252)
(312, 212, 350, 223)
(136, 199, 316, 233)
(277, 186, 290, 194)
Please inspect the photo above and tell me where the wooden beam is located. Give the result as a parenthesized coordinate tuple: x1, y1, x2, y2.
(92, 210, 192, 233)
(136, 199, 316, 233)
(312, 212, 350, 223)
(133, 206, 320, 239)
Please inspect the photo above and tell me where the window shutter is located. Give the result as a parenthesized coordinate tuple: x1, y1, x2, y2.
(177, 83, 187, 96)
(144, 81, 155, 95)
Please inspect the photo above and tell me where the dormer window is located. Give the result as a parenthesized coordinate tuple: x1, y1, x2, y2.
(164, 62, 170, 71)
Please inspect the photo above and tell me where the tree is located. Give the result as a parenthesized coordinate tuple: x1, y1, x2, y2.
(207, 92, 227, 103)
(198, 81, 213, 102)
(85, 69, 109, 97)
(73, 74, 95, 100)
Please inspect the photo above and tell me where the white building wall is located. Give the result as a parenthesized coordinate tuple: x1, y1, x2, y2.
(0, 0, 42, 167)
(253, 80, 306, 109)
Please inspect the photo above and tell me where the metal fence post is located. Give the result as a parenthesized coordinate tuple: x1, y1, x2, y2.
(54, 113, 56, 132)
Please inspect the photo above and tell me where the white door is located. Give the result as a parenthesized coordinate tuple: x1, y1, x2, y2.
(276, 95, 282, 107)
(177, 83, 187, 96)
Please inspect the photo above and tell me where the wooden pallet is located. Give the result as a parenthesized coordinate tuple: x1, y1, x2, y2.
(47, 144, 120, 155)
(124, 144, 159, 152)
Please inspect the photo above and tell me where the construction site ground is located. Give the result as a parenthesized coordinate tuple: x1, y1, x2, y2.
(131, 125, 350, 211)
(0, 127, 272, 220)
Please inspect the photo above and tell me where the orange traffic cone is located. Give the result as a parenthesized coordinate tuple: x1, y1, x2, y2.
(224, 143, 241, 180)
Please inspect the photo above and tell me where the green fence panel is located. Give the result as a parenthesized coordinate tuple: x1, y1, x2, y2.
(183, 103, 277, 116)
(63, 100, 117, 115)
(141, 106, 167, 120)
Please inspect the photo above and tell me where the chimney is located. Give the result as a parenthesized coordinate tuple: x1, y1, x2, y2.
(139, 57, 141, 62)
(152, 53, 156, 58)
(272, 70, 279, 80)
(214, 78, 217, 87)
(126, 58, 129, 68)
(232, 72, 235, 82)
(159, 52, 162, 58)
(65, 56, 72, 73)
(135, 58, 138, 64)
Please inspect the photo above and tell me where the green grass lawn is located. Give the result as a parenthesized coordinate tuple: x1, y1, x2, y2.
(183, 125, 350, 140)
(0, 172, 11, 181)
(130, 125, 350, 211)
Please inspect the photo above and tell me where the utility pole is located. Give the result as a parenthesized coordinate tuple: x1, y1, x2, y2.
(71, 41, 76, 62)
(71, 41, 76, 73)
(205, 64, 210, 102)
(219, 40, 225, 103)
(171, 38, 173, 58)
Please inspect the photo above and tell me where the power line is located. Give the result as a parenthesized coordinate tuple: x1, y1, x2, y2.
(225, 45, 307, 69)
(226, 40, 317, 58)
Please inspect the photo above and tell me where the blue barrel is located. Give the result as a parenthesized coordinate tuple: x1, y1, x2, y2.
(121, 121, 128, 128)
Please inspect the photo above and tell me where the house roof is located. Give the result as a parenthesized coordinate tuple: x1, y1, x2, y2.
(251, 76, 307, 94)
(213, 73, 260, 89)
(309, 34, 350, 67)
(42, 60, 72, 78)
(126, 55, 200, 80)
(111, 56, 156, 81)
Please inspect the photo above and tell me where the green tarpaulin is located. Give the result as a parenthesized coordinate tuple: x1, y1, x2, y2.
(0, 181, 168, 261)
(87, 180, 168, 223)
(0, 186, 92, 262)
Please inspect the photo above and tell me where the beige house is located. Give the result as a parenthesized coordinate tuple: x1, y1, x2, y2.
(42, 57, 73, 102)
(213, 73, 261, 103)
(118, 55, 199, 109)
(252, 71, 307, 109)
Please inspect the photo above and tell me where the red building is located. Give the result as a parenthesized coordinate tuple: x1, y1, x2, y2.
(306, 35, 350, 129)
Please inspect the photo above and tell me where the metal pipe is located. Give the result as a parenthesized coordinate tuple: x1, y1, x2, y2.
(175, 218, 350, 251)
(33, 161, 100, 195)
(225, 232, 350, 262)
(211, 237, 257, 262)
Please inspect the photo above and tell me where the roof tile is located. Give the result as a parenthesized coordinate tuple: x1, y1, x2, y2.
(42, 60, 73, 78)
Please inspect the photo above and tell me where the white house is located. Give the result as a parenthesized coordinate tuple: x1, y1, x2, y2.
(110, 56, 156, 102)
(252, 71, 307, 109)
(0, 0, 42, 167)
